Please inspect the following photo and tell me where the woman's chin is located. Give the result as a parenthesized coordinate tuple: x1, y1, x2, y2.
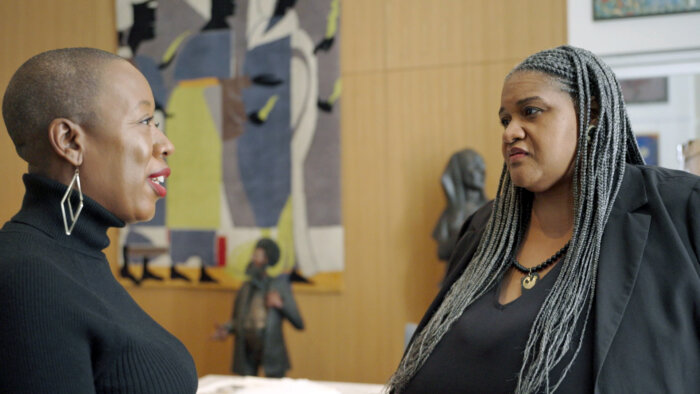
(508, 173, 530, 189)
(509, 171, 546, 193)
(123, 207, 156, 224)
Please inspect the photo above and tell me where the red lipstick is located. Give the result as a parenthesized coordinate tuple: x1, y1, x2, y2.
(147, 168, 170, 197)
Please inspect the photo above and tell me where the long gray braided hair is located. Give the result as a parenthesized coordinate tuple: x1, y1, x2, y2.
(386, 46, 644, 393)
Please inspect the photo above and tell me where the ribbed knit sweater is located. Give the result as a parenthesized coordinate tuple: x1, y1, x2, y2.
(0, 174, 198, 393)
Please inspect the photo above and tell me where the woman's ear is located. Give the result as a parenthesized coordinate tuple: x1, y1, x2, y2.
(47, 118, 84, 167)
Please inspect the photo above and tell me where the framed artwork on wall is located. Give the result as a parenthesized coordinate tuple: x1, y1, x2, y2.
(593, 0, 700, 20)
(636, 134, 659, 166)
(619, 77, 668, 104)
(115, 0, 344, 292)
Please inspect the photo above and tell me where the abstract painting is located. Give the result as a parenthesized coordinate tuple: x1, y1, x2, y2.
(115, 0, 343, 291)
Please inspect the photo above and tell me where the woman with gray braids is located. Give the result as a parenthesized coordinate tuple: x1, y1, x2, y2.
(387, 45, 700, 393)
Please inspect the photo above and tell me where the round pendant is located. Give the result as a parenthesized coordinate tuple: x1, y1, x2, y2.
(521, 273, 539, 290)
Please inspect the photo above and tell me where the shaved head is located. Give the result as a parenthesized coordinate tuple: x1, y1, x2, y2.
(2, 47, 125, 165)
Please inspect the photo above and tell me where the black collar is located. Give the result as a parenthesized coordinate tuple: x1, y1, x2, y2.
(610, 164, 648, 214)
(8, 173, 125, 256)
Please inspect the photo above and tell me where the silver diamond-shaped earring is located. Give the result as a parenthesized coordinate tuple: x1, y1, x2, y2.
(61, 168, 84, 235)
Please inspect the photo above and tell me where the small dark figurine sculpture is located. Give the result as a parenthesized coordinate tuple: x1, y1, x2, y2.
(213, 238, 304, 377)
(433, 149, 488, 265)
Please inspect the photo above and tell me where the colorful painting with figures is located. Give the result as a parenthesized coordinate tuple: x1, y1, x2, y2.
(115, 0, 343, 291)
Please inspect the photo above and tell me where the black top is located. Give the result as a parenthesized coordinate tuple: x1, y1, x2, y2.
(404, 262, 593, 393)
(400, 165, 700, 393)
(0, 174, 198, 393)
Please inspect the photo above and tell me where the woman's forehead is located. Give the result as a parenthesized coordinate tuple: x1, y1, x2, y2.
(504, 70, 563, 90)
(501, 71, 572, 103)
(97, 61, 154, 113)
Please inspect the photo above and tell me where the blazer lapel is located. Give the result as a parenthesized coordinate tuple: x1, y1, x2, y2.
(593, 165, 651, 388)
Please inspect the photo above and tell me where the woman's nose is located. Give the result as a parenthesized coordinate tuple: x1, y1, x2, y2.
(154, 127, 175, 158)
(502, 121, 525, 144)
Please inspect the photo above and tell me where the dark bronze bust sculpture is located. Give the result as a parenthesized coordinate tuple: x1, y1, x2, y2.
(433, 149, 488, 262)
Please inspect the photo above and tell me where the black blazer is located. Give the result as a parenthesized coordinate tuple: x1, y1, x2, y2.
(410, 165, 700, 392)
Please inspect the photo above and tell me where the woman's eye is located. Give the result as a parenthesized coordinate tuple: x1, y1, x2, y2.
(523, 107, 541, 116)
(140, 116, 154, 126)
(500, 117, 510, 127)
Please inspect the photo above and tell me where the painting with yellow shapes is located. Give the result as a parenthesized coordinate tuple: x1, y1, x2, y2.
(115, 0, 343, 292)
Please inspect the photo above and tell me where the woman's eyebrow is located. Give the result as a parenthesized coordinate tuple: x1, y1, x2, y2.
(516, 96, 542, 106)
(133, 100, 153, 111)
(499, 96, 543, 116)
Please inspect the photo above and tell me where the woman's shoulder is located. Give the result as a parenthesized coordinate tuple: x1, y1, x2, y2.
(0, 223, 60, 266)
(0, 226, 83, 296)
(0, 225, 50, 263)
(0, 246, 84, 334)
(458, 200, 494, 238)
(628, 164, 700, 208)
(0, 219, 55, 245)
(624, 165, 699, 260)
(631, 164, 700, 190)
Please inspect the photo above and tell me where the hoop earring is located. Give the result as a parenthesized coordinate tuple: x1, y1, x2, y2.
(586, 125, 596, 142)
(61, 168, 84, 235)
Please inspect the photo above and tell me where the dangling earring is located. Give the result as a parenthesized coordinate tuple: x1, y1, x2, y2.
(61, 168, 84, 235)
(586, 124, 596, 142)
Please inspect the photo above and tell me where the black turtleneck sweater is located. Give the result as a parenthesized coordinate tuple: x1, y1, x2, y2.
(0, 174, 198, 393)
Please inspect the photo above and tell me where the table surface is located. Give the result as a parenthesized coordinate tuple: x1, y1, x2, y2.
(197, 375, 385, 394)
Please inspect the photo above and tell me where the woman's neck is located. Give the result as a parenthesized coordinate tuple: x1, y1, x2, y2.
(531, 179, 575, 240)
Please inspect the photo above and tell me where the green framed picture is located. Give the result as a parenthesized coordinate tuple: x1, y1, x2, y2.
(594, 0, 700, 20)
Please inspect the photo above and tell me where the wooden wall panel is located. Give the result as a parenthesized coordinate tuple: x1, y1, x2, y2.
(0, 0, 116, 223)
(385, 66, 467, 283)
(341, 0, 386, 73)
(465, 0, 567, 63)
(0, 0, 566, 385)
(386, 0, 466, 69)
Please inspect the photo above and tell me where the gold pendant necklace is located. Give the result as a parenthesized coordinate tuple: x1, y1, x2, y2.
(521, 272, 539, 290)
(512, 242, 570, 292)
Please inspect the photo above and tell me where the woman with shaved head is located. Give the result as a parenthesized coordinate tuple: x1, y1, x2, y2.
(388, 46, 700, 393)
(0, 48, 197, 392)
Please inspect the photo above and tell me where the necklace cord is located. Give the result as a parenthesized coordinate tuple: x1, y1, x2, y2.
(512, 242, 570, 274)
